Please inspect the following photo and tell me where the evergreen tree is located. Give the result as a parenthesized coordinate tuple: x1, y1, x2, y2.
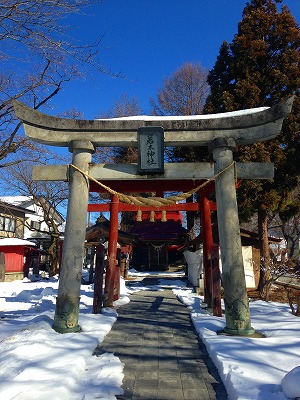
(204, 0, 300, 293)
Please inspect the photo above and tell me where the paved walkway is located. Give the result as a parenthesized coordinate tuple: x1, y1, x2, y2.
(97, 277, 228, 400)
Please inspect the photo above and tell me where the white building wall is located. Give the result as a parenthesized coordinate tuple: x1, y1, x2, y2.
(184, 246, 256, 289)
(0, 196, 63, 241)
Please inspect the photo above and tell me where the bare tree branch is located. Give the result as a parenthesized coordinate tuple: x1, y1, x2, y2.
(0, 0, 119, 170)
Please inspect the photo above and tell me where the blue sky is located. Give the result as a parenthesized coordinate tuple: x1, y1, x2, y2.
(48, 0, 300, 119)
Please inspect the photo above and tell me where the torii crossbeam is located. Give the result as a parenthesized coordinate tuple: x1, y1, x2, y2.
(13, 97, 294, 336)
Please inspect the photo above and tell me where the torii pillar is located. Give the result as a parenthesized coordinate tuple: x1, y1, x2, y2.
(211, 138, 254, 335)
(53, 140, 95, 333)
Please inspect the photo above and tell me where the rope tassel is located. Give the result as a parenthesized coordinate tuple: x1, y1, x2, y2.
(150, 210, 155, 222)
(137, 209, 142, 222)
(161, 210, 167, 222)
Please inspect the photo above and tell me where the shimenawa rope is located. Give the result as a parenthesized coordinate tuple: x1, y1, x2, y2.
(69, 162, 236, 207)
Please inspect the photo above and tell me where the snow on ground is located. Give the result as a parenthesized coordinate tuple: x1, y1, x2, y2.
(0, 269, 299, 400)
(175, 287, 300, 400)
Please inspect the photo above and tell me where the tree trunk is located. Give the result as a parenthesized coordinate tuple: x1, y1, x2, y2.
(0, 252, 5, 282)
(284, 231, 300, 260)
(48, 235, 59, 277)
(258, 206, 271, 298)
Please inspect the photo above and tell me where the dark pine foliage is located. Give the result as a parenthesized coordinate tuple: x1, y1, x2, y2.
(204, 0, 300, 224)
(202, 0, 300, 292)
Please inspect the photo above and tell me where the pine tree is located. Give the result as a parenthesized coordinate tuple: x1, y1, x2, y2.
(204, 0, 300, 294)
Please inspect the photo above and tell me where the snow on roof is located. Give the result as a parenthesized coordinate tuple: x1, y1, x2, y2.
(98, 106, 269, 121)
(0, 197, 36, 215)
(0, 238, 36, 247)
(0, 196, 32, 206)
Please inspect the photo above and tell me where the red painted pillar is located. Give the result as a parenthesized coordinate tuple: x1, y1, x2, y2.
(104, 194, 119, 307)
(199, 190, 213, 307)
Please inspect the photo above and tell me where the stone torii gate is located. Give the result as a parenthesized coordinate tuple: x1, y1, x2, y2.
(13, 97, 293, 336)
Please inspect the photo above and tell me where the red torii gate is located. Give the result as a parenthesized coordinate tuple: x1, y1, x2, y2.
(87, 178, 220, 314)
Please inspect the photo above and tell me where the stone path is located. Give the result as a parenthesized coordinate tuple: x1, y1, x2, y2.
(97, 277, 228, 400)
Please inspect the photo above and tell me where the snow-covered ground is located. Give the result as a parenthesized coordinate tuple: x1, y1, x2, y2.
(0, 269, 299, 400)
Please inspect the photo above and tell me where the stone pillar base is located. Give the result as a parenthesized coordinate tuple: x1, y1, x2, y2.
(217, 328, 265, 338)
(53, 295, 81, 334)
(223, 326, 255, 336)
(53, 324, 81, 334)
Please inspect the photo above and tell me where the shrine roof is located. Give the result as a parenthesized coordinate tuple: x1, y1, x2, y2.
(86, 217, 137, 245)
(129, 220, 187, 242)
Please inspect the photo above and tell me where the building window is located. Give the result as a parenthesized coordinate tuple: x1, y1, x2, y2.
(0, 216, 16, 233)
(31, 220, 41, 230)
